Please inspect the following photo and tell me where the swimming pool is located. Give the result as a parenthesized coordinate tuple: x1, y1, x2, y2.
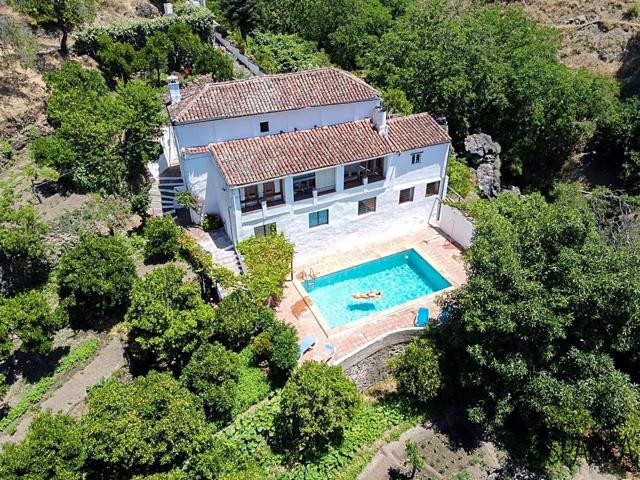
(302, 249, 451, 328)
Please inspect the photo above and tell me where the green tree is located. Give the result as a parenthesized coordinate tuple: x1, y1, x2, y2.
(56, 235, 136, 326)
(180, 342, 240, 424)
(278, 361, 361, 454)
(143, 215, 181, 261)
(430, 188, 640, 467)
(382, 88, 413, 115)
(125, 265, 216, 369)
(362, 1, 615, 187)
(96, 34, 137, 84)
(251, 315, 298, 377)
(246, 32, 330, 73)
(389, 337, 441, 404)
(213, 290, 260, 350)
(0, 412, 85, 480)
(404, 440, 425, 479)
(33, 61, 165, 193)
(0, 187, 50, 294)
(15, 0, 96, 53)
(194, 43, 235, 80)
(137, 32, 170, 85)
(219, 0, 264, 37)
(0, 290, 62, 354)
(166, 21, 202, 72)
(82, 371, 206, 477)
(446, 154, 473, 198)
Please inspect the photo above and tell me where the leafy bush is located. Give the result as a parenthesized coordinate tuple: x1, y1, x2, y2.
(246, 32, 330, 73)
(251, 317, 299, 377)
(74, 6, 216, 54)
(382, 88, 413, 115)
(33, 61, 165, 193)
(278, 361, 361, 454)
(202, 213, 223, 231)
(56, 235, 136, 326)
(125, 265, 216, 369)
(82, 371, 206, 477)
(0, 290, 62, 354)
(0, 187, 50, 294)
(143, 215, 181, 261)
(447, 155, 473, 198)
(389, 337, 441, 404)
(237, 233, 294, 304)
(234, 348, 272, 415)
(0, 141, 12, 161)
(0, 412, 85, 480)
(177, 232, 239, 292)
(180, 342, 241, 425)
(214, 290, 261, 350)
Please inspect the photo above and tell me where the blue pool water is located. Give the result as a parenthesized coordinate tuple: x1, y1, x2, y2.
(302, 249, 451, 328)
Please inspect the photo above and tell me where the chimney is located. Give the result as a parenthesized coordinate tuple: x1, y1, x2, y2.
(372, 107, 388, 136)
(168, 75, 181, 104)
(434, 115, 448, 134)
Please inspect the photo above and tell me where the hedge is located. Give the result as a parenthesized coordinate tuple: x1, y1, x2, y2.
(73, 6, 217, 56)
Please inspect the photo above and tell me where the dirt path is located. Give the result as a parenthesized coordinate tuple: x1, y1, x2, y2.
(0, 336, 125, 445)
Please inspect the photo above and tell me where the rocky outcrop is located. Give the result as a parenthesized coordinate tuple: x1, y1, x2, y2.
(464, 133, 502, 198)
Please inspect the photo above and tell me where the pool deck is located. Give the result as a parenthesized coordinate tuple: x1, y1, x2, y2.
(276, 226, 467, 364)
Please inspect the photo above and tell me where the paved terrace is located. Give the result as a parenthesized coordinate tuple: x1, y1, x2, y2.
(276, 226, 467, 364)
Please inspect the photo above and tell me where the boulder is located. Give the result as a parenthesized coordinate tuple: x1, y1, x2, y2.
(464, 133, 502, 198)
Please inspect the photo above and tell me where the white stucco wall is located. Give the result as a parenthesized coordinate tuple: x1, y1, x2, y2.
(174, 100, 380, 148)
(233, 142, 450, 260)
(438, 204, 474, 249)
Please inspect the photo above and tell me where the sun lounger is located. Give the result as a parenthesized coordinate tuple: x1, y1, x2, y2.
(323, 343, 336, 362)
(415, 307, 430, 327)
(298, 335, 316, 357)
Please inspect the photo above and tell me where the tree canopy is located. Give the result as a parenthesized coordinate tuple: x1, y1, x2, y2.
(424, 188, 640, 467)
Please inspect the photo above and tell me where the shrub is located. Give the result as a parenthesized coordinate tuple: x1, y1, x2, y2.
(73, 6, 216, 54)
(264, 319, 299, 376)
(447, 155, 473, 198)
(56, 235, 136, 326)
(0, 290, 62, 354)
(202, 213, 223, 231)
(236, 233, 294, 304)
(625, 3, 640, 19)
(250, 331, 272, 359)
(382, 88, 413, 115)
(0, 187, 50, 294)
(278, 361, 361, 454)
(246, 32, 330, 74)
(180, 342, 241, 425)
(125, 265, 216, 369)
(82, 371, 206, 477)
(0, 412, 85, 480)
(0, 141, 12, 161)
(143, 215, 181, 261)
(389, 337, 441, 404)
(214, 290, 261, 350)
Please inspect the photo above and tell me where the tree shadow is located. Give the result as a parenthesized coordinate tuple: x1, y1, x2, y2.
(618, 31, 640, 97)
(427, 406, 484, 454)
(0, 345, 70, 386)
(387, 466, 412, 479)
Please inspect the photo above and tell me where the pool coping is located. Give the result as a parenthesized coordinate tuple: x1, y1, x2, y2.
(292, 247, 456, 338)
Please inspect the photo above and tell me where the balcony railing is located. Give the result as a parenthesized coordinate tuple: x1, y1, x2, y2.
(344, 173, 385, 190)
(294, 185, 336, 202)
(241, 193, 285, 213)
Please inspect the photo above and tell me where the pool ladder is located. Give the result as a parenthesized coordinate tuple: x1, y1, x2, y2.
(304, 268, 317, 288)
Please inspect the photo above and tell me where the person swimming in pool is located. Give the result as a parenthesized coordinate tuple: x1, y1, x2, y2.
(352, 291, 382, 300)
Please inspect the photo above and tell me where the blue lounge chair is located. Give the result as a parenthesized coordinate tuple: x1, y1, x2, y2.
(415, 307, 430, 327)
(323, 343, 336, 362)
(298, 335, 316, 357)
(437, 307, 452, 324)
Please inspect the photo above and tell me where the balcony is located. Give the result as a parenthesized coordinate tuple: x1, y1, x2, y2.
(240, 179, 285, 213)
(240, 194, 285, 213)
(344, 157, 385, 190)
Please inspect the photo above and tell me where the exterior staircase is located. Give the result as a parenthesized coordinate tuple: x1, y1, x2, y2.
(211, 245, 244, 276)
(159, 167, 184, 217)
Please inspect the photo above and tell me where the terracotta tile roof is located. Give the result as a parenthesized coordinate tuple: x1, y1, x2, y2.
(184, 113, 450, 186)
(167, 68, 380, 124)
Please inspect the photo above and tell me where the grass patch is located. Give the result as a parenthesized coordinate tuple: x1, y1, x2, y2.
(233, 348, 272, 416)
(0, 338, 101, 431)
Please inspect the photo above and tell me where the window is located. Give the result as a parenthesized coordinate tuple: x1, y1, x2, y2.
(254, 223, 276, 237)
(425, 181, 440, 196)
(344, 157, 385, 188)
(293, 172, 316, 201)
(358, 197, 377, 215)
(259, 121, 269, 133)
(308, 209, 329, 228)
(411, 152, 422, 164)
(399, 187, 414, 204)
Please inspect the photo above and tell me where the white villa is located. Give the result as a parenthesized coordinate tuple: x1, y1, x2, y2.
(161, 68, 452, 257)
